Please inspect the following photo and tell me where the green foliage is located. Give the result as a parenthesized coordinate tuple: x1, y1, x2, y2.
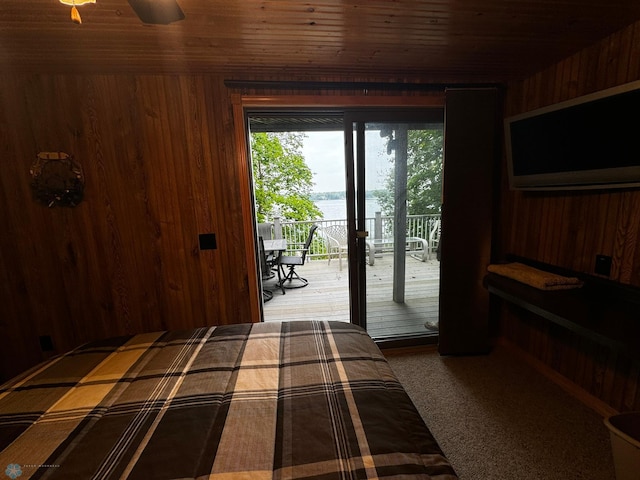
(375, 128, 443, 215)
(251, 132, 322, 222)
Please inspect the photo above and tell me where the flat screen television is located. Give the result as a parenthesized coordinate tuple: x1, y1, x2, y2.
(505, 80, 640, 191)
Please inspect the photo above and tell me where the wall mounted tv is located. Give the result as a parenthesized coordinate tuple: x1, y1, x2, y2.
(505, 80, 640, 191)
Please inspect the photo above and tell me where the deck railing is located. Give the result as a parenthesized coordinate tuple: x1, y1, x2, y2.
(269, 213, 441, 260)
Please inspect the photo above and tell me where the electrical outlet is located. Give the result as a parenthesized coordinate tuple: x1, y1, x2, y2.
(594, 255, 612, 277)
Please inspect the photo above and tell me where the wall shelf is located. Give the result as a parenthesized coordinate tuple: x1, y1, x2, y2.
(484, 259, 640, 362)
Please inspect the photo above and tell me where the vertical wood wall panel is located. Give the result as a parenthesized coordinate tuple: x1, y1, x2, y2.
(0, 73, 254, 381)
(500, 20, 640, 412)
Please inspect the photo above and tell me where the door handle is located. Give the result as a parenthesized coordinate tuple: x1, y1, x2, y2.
(356, 230, 369, 238)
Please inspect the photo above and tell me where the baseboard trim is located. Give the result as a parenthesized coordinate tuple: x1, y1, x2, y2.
(495, 337, 618, 418)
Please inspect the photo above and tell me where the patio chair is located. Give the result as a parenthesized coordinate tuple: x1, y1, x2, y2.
(259, 236, 283, 300)
(257, 222, 273, 240)
(429, 219, 441, 261)
(322, 224, 348, 271)
(277, 224, 318, 289)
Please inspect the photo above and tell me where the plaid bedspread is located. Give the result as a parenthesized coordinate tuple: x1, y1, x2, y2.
(0, 321, 456, 479)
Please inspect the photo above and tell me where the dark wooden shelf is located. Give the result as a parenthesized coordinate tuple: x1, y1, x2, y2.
(484, 268, 640, 361)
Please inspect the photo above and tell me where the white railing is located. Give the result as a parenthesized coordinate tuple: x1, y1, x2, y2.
(270, 213, 441, 260)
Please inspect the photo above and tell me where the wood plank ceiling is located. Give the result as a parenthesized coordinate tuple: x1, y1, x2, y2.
(2, 1, 640, 80)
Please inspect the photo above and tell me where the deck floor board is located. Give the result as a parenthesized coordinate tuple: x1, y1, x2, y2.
(263, 254, 440, 338)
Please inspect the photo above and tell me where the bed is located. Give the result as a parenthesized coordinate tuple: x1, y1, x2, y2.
(0, 321, 457, 479)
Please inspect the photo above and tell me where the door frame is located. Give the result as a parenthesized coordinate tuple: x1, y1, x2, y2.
(230, 93, 445, 324)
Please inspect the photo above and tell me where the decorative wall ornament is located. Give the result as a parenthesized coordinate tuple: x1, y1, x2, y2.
(30, 152, 85, 207)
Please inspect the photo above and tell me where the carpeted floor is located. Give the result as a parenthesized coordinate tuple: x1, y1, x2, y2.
(385, 345, 616, 480)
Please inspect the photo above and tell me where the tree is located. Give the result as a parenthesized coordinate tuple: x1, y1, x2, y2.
(375, 128, 443, 215)
(251, 132, 322, 222)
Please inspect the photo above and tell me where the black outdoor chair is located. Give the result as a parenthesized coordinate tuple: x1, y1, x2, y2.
(277, 224, 318, 289)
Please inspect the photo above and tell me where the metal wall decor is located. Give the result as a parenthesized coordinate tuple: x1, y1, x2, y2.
(30, 152, 85, 207)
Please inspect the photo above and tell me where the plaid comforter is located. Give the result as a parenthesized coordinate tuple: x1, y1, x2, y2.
(0, 321, 456, 479)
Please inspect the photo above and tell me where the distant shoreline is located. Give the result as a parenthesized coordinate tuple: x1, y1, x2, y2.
(315, 198, 382, 220)
(311, 190, 382, 201)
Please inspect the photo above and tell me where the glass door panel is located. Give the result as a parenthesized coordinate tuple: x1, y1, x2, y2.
(353, 119, 443, 340)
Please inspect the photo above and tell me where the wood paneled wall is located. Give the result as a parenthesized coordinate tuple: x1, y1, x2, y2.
(0, 74, 253, 381)
(498, 20, 640, 412)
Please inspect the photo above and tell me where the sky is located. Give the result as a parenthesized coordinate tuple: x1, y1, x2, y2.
(301, 131, 393, 193)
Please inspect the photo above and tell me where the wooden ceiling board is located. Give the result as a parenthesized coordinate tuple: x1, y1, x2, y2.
(2, 0, 640, 80)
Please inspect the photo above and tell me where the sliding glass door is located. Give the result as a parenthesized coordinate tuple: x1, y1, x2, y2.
(244, 107, 444, 343)
(347, 111, 444, 340)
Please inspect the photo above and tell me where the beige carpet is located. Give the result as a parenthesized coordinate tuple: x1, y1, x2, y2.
(385, 345, 616, 480)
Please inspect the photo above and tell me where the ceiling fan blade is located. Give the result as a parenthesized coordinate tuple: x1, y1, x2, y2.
(127, 0, 185, 25)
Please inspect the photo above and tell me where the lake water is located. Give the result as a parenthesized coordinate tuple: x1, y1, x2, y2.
(315, 198, 382, 220)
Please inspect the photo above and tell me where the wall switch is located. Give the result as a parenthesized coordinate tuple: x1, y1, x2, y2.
(594, 254, 612, 277)
(199, 233, 217, 250)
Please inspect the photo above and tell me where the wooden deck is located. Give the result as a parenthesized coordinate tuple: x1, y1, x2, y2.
(262, 254, 440, 339)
